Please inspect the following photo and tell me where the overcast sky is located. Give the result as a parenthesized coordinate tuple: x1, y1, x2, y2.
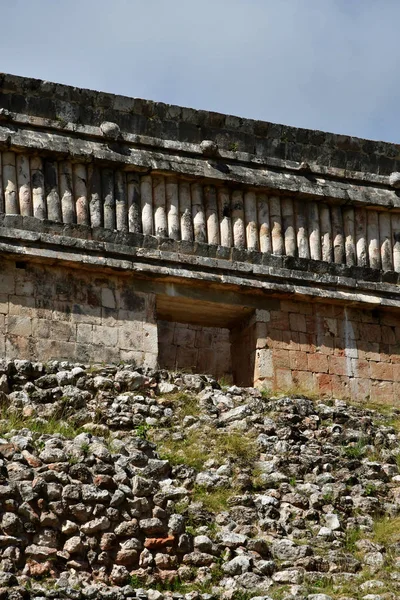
(1, 0, 400, 143)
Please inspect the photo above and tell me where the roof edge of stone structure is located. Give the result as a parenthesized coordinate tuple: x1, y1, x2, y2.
(2, 72, 400, 181)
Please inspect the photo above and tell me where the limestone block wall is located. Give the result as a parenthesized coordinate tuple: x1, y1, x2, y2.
(241, 302, 400, 403)
(0, 258, 157, 367)
(158, 320, 232, 380)
(2, 150, 400, 272)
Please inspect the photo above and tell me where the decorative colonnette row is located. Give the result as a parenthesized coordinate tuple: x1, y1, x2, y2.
(1, 151, 400, 272)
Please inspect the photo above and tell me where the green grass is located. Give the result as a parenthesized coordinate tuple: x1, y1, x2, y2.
(192, 484, 235, 513)
(154, 426, 258, 471)
(372, 515, 400, 545)
(156, 430, 209, 470)
(0, 407, 82, 439)
(342, 438, 368, 459)
(343, 527, 362, 553)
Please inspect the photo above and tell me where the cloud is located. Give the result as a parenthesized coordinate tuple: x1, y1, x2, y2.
(1, 0, 400, 142)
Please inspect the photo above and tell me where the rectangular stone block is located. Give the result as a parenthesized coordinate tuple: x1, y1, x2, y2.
(328, 355, 350, 376)
(370, 361, 394, 381)
(77, 323, 93, 344)
(289, 313, 307, 333)
(275, 368, 293, 390)
(92, 325, 118, 347)
(289, 350, 308, 371)
(308, 353, 328, 373)
(7, 315, 32, 337)
(0, 295, 8, 315)
(292, 369, 315, 393)
(270, 311, 290, 331)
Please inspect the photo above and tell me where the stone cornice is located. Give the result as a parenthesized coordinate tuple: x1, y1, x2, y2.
(1, 216, 400, 310)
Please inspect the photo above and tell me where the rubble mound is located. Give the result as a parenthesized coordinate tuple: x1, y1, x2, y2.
(0, 359, 400, 600)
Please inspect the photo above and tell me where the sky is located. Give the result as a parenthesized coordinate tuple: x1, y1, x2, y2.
(1, 0, 400, 143)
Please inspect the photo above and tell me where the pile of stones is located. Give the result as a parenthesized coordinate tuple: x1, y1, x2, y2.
(1, 359, 400, 600)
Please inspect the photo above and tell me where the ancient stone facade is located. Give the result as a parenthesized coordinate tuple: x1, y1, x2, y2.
(2, 73, 400, 400)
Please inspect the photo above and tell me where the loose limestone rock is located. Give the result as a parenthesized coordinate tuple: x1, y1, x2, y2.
(0, 360, 398, 598)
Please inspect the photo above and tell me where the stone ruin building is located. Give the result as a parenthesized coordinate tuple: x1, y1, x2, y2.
(1, 72, 400, 403)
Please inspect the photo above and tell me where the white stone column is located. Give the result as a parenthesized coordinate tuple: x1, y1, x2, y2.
(218, 187, 233, 247)
(379, 212, 392, 271)
(343, 207, 356, 266)
(320, 203, 332, 263)
(270, 196, 284, 255)
(127, 172, 141, 233)
(281, 197, 296, 257)
(140, 175, 153, 235)
(3, 152, 18, 214)
(295, 199, 310, 259)
(103, 169, 116, 230)
(87, 164, 102, 228)
(331, 205, 344, 264)
(30, 156, 46, 220)
(204, 185, 219, 245)
(258, 193, 271, 254)
(355, 207, 367, 267)
(244, 191, 259, 250)
(153, 175, 168, 237)
(392, 213, 400, 273)
(308, 201, 321, 260)
(232, 190, 245, 248)
(179, 181, 194, 241)
(192, 183, 206, 243)
(59, 161, 75, 224)
(115, 170, 128, 232)
(367, 210, 380, 269)
(74, 164, 89, 226)
(16, 154, 32, 216)
(166, 178, 180, 240)
(45, 160, 62, 222)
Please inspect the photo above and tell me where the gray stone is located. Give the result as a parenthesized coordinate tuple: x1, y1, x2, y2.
(100, 121, 121, 139)
(222, 555, 252, 575)
(80, 517, 110, 534)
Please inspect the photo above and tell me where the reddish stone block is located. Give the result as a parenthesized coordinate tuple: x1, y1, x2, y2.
(270, 311, 290, 331)
(299, 332, 316, 354)
(315, 373, 332, 396)
(351, 359, 370, 379)
(370, 361, 394, 381)
(370, 380, 394, 403)
(389, 343, 400, 362)
(331, 375, 351, 399)
(266, 329, 284, 349)
(307, 353, 328, 373)
(393, 383, 400, 406)
(289, 313, 307, 333)
(322, 317, 338, 338)
(282, 330, 300, 350)
(274, 368, 293, 390)
(393, 364, 400, 382)
(318, 340, 334, 355)
(289, 350, 308, 371)
(328, 355, 350, 376)
(144, 536, 175, 549)
(273, 349, 290, 369)
(292, 370, 315, 393)
(350, 377, 371, 400)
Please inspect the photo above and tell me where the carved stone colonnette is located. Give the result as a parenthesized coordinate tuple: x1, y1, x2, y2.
(2, 73, 400, 401)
